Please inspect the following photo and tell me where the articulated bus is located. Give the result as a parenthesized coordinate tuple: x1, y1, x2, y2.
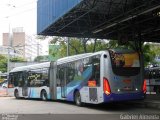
(8, 49, 146, 106)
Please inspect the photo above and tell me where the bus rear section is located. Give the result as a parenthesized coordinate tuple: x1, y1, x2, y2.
(55, 49, 145, 105)
(103, 49, 145, 103)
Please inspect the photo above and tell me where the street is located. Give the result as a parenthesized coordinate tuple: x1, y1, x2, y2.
(0, 97, 160, 114)
(0, 97, 159, 114)
(0, 97, 160, 120)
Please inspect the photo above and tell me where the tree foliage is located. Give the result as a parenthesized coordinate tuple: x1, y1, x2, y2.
(49, 37, 158, 67)
(10, 57, 25, 62)
(49, 37, 111, 57)
(0, 55, 25, 73)
(0, 55, 7, 73)
(34, 55, 49, 62)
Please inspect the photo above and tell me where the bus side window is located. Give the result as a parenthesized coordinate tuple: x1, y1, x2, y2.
(18, 72, 24, 87)
(8, 74, 14, 88)
(66, 62, 75, 83)
(41, 69, 49, 87)
(57, 66, 65, 87)
(14, 73, 18, 87)
(88, 56, 100, 87)
(56, 67, 61, 87)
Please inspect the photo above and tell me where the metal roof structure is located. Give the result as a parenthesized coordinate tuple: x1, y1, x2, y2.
(37, 0, 160, 42)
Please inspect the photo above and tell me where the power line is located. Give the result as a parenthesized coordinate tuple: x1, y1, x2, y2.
(15, 1, 36, 9)
(0, 7, 36, 19)
(0, 0, 37, 19)
(0, 0, 50, 19)
(10, 7, 36, 17)
(0, 0, 36, 8)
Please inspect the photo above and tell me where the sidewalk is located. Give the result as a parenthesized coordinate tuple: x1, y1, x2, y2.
(130, 94, 160, 109)
(0, 88, 159, 109)
(0, 87, 8, 97)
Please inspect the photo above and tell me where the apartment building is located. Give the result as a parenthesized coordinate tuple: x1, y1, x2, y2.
(2, 27, 42, 61)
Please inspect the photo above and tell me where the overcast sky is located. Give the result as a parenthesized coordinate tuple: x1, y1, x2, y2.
(0, 0, 49, 55)
(0, 0, 37, 43)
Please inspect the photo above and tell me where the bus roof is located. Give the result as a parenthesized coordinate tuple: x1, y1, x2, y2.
(10, 51, 106, 73)
(57, 51, 109, 64)
(10, 62, 50, 73)
(10, 49, 135, 73)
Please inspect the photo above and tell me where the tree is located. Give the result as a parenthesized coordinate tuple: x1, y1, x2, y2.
(150, 43, 160, 57)
(48, 36, 157, 67)
(0, 55, 7, 73)
(10, 57, 26, 62)
(34, 55, 49, 62)
(143, 43, 159, 66)
(0, 55, 26, 73)
(49, 37, 110, 57)
(36, 35, 48, 40)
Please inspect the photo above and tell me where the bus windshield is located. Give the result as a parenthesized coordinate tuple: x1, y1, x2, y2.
(109, 50, 140, 76)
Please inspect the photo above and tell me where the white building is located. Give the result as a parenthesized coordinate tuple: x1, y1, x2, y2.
(3, 27, 43, 61)
(25, 35, 43, 61)
(0, 46, 21, 57)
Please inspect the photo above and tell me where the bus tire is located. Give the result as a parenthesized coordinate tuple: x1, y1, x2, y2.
(14, 90, 19, 99)
(41, 90, 48, 101)
(74, 91, 84, 107)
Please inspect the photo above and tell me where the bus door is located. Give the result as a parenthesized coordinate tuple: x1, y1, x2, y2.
(22, 71, 28, 96)
(59, 66, 67, 98)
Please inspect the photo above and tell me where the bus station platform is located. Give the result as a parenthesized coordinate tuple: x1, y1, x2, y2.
(129, 94, 160, 109)
(0, 87, 160, 109)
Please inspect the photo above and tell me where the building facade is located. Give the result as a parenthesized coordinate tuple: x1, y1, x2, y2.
(0, 46, 20, 57)
(2, 27, 42, 61)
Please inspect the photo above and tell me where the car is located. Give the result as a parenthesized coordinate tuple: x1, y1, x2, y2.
(0, 79, 8, 88)
(2, 82, 8, 88)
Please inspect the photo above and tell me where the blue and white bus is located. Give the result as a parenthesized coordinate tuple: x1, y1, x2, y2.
(8, 49, 146, 106)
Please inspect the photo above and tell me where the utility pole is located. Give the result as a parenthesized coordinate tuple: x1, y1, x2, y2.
(7, 23, 11, 73)
(37, 42, 40, 57)
(67, 37, 69, 56)
(6, 3, 15, 74)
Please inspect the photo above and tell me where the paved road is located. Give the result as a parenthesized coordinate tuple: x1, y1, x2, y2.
(0, 97, 159, 114)
(0, 97, 159, 120)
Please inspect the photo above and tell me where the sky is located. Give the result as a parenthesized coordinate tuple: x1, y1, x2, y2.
(0, 0, 49, 55)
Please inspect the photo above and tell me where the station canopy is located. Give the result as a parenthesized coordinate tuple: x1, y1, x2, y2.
(37, 0, 160, 42)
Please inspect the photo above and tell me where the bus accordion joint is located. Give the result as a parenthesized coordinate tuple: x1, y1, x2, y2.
(103, 77, 111, 95)
(143, 79, 147, 93)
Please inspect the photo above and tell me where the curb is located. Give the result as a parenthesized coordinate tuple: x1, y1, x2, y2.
(0, 94, 10, 97)
(143, 101, 160, 109)
(130, 100, 160, 110)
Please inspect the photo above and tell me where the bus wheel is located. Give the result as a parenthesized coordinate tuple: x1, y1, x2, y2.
(41, 90, 47, 101)
(14, 90, 19, 99)
(74, 91, 83, 106)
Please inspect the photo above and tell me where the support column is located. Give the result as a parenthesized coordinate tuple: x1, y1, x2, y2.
(67, 37, 70, 56)
(136, 31, 144, 89)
